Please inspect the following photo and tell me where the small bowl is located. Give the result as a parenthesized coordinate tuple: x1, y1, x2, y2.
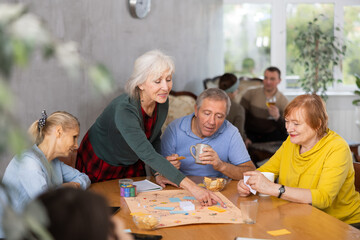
(203, 177, 227, 192)
(133, 215, 160, 230)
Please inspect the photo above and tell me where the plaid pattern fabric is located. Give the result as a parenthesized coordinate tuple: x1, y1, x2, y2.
(141, 104, 157, 139)
(75, 132, 145, 183)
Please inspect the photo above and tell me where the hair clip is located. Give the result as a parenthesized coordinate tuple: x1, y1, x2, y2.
(38, 110, 48, 130)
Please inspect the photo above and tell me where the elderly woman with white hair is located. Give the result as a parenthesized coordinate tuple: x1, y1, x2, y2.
(76, 50, 224, 206)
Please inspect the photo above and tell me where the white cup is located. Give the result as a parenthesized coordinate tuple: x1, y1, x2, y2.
(190, 143, 211, 165)
(258, 172, 275, 197)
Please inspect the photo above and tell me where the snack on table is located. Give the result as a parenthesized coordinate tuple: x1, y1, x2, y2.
(203, 177, 226, 191)
(133, 215, 160, 230)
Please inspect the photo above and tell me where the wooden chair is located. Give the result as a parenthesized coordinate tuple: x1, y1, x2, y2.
(354, 162, 360, 192)
(248, 141, 282, 167)
(161, 90, 197, 133)
(348, 141, 360, 162)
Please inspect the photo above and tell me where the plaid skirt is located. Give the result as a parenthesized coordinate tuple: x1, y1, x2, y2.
(75, 132, 145, 183)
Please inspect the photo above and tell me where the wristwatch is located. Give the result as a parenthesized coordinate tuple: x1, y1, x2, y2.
(278, 185, 285, 198)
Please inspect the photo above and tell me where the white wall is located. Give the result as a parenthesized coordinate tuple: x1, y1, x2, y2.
(1, 0, 224, 173)
(7, 0, 224, 135)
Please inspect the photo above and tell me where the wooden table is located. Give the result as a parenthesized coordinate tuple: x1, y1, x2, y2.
(90, 177, 360, 240)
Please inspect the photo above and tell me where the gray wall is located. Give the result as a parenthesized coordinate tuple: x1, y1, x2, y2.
(1, 0, 224, 173)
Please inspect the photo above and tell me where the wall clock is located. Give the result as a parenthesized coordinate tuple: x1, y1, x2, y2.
(129, 0, 151, 19)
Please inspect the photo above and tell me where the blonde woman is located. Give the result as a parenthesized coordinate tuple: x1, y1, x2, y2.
(2, 110, 90, 212)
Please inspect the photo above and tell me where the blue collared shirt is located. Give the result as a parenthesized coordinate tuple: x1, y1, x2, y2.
(161, 113, 251, 178)
(0, 144, 90, 238)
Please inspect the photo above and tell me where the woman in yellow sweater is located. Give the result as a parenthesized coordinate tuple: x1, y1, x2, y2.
(237, 94, 360, 227)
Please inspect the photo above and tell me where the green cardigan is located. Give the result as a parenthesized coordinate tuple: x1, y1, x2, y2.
(89, 93, 185, 185)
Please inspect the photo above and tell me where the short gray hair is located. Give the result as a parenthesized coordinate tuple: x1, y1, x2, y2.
(196, 88, 231, 115)
(125, 50, 175, 99)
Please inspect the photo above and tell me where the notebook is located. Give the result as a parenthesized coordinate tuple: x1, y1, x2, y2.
(133, 179, 163, 192)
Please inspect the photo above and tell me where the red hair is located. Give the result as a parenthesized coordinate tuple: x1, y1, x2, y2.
(284, 94, 328, 137)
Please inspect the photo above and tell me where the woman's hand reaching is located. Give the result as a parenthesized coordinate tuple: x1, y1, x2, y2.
(179, 177, 226, 207)
(154, 175, 178, 188)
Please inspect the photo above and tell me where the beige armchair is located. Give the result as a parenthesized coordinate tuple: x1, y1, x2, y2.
(162, 91, 197, 133)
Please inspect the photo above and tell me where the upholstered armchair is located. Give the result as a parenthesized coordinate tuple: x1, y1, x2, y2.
(161, 91, 197, 133)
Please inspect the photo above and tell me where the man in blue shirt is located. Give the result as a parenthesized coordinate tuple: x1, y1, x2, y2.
(161, 88, 255, 180)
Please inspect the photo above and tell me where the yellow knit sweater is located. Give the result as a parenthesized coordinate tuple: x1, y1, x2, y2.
(258, 129, 360, 224)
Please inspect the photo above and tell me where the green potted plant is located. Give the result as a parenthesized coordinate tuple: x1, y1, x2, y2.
(294, 15, 346, 100)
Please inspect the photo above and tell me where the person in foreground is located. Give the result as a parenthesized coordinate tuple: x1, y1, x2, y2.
(218, 73, 246, 140)
(237, 94, 360, 226)
(161, 88, 255, 180)
(5, 188, 133, 240)
(0, 111, 91, 238)
(76, 50, 224, 207)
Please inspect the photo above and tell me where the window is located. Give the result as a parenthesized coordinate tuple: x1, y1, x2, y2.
(223, 4, 271, 78)
(343, 5, 360, 85)
(223, 0, 360, 92)
(286, 4, 334, 89)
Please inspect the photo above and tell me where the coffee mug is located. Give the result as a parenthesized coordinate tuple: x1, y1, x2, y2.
(258, 172, 275, 197)
(190, 143, 211, 165)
